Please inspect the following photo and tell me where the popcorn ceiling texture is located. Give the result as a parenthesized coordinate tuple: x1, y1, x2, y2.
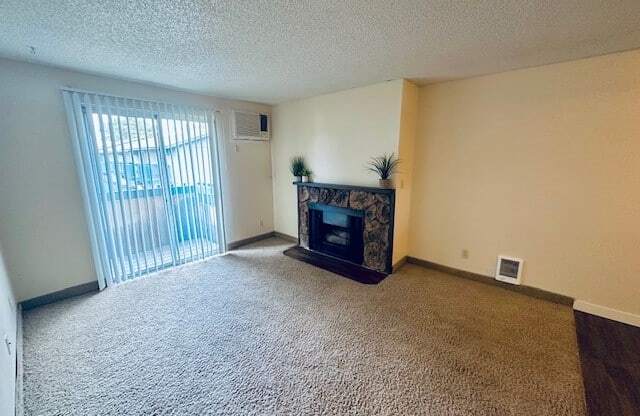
(22, 238, 585, 415)
(1, 0, 640, 103)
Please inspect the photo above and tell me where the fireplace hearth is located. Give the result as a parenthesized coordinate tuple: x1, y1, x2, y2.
(284, 182, 395, 284)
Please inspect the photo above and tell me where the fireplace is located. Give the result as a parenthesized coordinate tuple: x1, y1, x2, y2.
(309, 203, 364, 264)
(284, 182, 395, 284)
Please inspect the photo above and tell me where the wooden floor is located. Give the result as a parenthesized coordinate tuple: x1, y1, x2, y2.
(575, 311, 640, 416)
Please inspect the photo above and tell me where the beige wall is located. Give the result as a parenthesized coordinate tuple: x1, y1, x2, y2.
(410, 49, 640, 317)
(0, 58, 273, 301)
(392, 81, 418, 263)
(271, 80, 405, 239)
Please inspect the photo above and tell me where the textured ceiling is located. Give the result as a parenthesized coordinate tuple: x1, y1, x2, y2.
(1, 1, 640, 104)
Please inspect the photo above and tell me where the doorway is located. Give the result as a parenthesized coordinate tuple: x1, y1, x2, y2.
(64, 91, 226, 287)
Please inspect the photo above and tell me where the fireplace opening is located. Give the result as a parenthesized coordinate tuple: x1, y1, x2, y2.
(309, 203, 364, 264)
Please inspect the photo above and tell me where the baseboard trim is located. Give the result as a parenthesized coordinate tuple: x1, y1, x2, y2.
(573, 300, 640, 328)
(273, 231, 298, 244)
(406, 257, 574, 306)
(226, 231, 276, 250)
(227, 231, 298, 250)
(20, 281, 99, 311)
(392, 256, 407, 273)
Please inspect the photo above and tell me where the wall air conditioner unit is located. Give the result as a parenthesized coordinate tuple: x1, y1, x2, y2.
(233, 110, 270, 141)
(495, 255, 523, 285)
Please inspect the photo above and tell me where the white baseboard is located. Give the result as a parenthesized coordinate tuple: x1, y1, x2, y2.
(573, 300, 640, 328)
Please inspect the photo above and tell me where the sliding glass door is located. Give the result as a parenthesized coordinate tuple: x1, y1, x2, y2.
(63, 91, 225, 287)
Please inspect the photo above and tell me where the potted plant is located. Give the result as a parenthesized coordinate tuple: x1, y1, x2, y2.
(366, 153, 400, 188)
(290, 156, 306, 182)
(301, 168, 312, 182)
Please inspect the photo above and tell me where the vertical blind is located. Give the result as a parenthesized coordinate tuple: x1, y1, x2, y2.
(63, 90, 226, 288)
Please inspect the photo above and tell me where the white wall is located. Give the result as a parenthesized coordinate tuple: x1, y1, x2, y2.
(0, 58, 273, 301)
(271, 80, 404, 238)
(0, 243, 17, 416)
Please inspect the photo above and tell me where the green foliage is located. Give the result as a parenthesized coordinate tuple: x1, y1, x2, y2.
(366, 153, 400, 180)
(290, 156, 307, 177)
(301, 168, 312, 176)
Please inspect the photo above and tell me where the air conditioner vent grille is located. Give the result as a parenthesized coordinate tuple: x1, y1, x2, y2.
(233, 111, 270, 140)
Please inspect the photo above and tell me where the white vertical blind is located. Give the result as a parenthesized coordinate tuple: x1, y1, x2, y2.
(63, 90, 226, 287)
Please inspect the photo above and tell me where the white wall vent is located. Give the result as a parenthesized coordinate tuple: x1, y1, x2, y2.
(233, 111, 270, 141)
(495, 255, 523, 285)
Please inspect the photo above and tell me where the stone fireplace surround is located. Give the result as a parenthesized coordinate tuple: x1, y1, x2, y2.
(286, 182, 395, 281)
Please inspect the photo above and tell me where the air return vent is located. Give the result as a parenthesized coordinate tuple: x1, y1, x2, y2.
(495, 255, 523, 285)
(233, 111, 270, 141)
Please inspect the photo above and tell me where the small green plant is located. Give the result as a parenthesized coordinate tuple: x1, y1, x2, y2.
(301, 168, 312, 176)
(289, 156, 306, 177)
(366, 153, 400, 180)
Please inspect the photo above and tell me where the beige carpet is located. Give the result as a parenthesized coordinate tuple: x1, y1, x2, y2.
(22, 238, 585, 415)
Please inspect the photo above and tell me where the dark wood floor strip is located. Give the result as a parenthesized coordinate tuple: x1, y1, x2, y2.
(574, 311, 640, 416)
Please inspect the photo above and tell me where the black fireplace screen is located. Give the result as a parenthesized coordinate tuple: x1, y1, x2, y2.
(309, 203, 364, 264)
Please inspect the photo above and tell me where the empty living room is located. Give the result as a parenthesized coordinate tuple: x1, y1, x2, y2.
(1, 1, 640, 415)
